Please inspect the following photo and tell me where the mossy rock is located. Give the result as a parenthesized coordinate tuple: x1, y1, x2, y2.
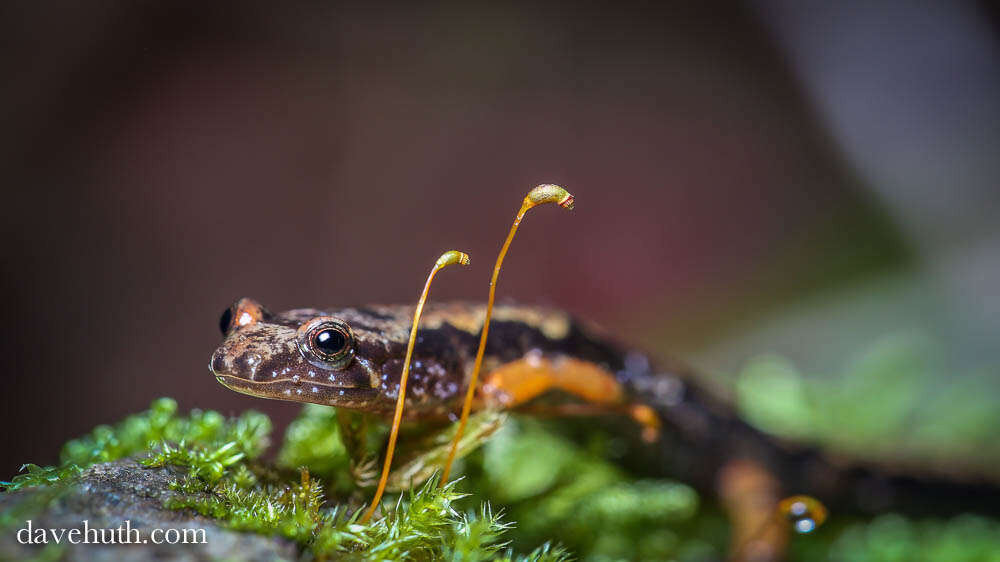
(0, 459, 299, 561)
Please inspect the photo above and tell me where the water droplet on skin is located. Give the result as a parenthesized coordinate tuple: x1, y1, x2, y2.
(794, 519, 816, 534)
(778, 495, 827, 534)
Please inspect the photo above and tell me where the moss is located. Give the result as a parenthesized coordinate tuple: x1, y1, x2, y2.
(1, 398, 271, 492)
(1, 399, 567, 561)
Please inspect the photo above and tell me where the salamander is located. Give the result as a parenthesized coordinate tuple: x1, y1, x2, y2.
(209, 296, 1000, 552)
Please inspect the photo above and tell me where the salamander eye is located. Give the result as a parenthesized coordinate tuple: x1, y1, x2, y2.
(314, 328, 348, 355)
(297, 317, 355, 370)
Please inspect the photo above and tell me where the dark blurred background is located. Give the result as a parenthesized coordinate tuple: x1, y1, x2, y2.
(2, 1, 999, 478)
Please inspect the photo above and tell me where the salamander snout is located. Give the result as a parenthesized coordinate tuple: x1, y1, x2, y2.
(209, 298, 288, 384)
(209, 345, 263, 380)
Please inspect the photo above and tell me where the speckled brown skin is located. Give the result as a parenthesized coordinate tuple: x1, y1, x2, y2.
(210, 298, 634, 418)
(210, 298, 1000, 519)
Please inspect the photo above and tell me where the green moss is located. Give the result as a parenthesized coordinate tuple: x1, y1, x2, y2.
(0, 464, 83, 492)
(167, 466, 569, 560)
(1, 400, 567, 561)
(1, 398, 271, 492)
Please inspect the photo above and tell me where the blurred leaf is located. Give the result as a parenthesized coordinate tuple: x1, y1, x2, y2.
(735, 355, 813, 440)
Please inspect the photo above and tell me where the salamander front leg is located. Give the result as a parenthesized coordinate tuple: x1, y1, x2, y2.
(335, 410, 378, 489)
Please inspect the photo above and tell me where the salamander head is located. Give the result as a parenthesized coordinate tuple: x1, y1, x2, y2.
(209, 297, 406, 410)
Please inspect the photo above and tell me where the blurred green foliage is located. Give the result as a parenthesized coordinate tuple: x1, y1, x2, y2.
(735, 332, 1000, 474)
(463, 418, 709, 560)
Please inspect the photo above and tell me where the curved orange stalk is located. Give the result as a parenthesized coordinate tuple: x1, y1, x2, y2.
(440, 184, 574, 485)
(361, 250, 470, 524)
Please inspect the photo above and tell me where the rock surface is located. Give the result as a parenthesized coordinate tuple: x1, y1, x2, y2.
(0, 459, 298, 561)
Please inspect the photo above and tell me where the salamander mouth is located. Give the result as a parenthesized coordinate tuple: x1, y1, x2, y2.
(213, 373, 269, 398)
(212, 372, 379, 406)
